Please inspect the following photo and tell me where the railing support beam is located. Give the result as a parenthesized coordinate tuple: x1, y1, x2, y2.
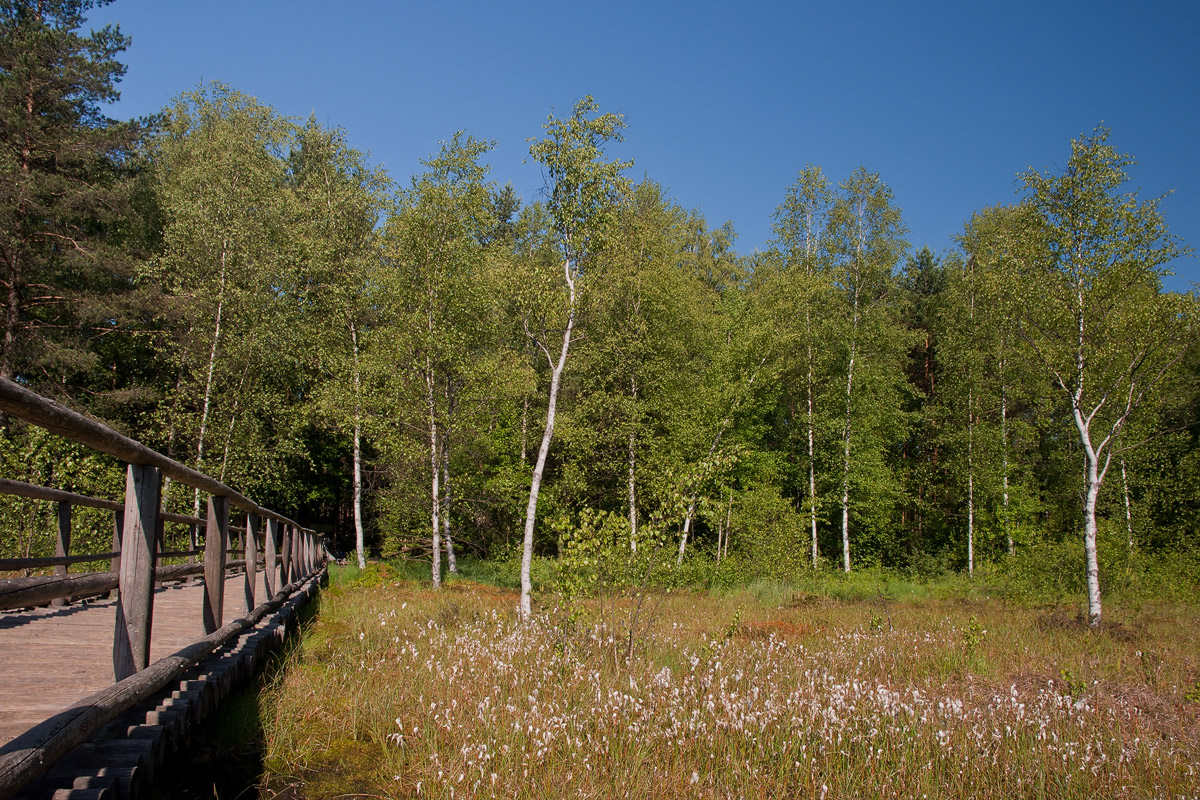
(202, 496, 229, 635)
(113, 464, 161, 681)
(264, 518, 278, 598)
(244, 514, 259, 614)
(51, 502, 71, 608)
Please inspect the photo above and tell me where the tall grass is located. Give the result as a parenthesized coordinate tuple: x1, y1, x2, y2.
(259, 566, 1199, 798)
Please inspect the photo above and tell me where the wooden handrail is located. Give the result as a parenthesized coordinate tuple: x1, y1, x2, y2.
(0, 553, 120, 570)
(0, 380, 330, 798)
(0, 478, 122, 512)
(0, 378, 305, 530)
(0, 570, 325, 799)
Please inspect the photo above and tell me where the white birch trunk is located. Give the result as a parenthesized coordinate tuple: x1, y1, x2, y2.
(676, 499, 697, 565)
(520, 259, 576, 619)
(804, 219, 820, 567)
(967, 393, 975, 576)
(351, 324, 366, 570)
(427, 363, 442, 590)
(807, 324, 819, 567)
(966, 275, 976, 575)
(193, 244, 228, 519)
(1069, 287, 1105, 627)
(628, 430, 638, 552)
(1001, 377, 1012, 555)
(442, 436, 457, 574)
(628, 376, 639, 552)
(840, 330, 856, 574)
(1079, 434, 1104, 627)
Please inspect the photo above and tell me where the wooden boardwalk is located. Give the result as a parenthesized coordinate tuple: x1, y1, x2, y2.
(0, 571, 273, 748)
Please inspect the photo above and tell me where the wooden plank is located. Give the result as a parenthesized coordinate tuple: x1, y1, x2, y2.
(0, 479, 121, 512)
(113, 464, 161, 682)
(264, 519, 278, 598)
(0, 553, 119, 571)
(279, 525, 292, 588)
(202, 497, 228, 635)
(0, 378, 305, 531)
(0, 570, 323, 798)
(244, 515, 259, 615)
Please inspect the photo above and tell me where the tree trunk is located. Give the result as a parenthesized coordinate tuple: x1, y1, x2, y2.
(193, 245, 228, 518)
(967, 389, 974, 576)
(1001, 375, 1012, 555)
(840, 333, 856, 574)
(676, 499, 697, 565)
(806, 323, 819, 567)
(427, 363, 441, 590)
(628, 376, 638, 552)
(1081, 445, 1103, 627)
(520, 261, 576, 619)
(351, 324, 366, 570)
(442, 435, 456, 574)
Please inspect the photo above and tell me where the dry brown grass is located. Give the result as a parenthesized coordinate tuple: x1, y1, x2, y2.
(259, 574, 1200, 799)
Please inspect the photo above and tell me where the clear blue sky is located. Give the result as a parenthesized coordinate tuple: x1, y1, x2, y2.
(87, 0, 1200, 291)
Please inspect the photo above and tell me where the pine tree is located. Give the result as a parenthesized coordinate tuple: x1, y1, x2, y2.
(0, 0, 146, 403)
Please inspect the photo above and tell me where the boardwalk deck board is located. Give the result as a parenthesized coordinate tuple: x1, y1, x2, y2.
(0, 570, 275, 748)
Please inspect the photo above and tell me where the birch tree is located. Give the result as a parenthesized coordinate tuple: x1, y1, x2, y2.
(767, 166, 836, 566)
(1014, 127, 1192, 626)
(291, 120, 390, 571)
(149, 83, 299, 511)
(519, 97, 630, 618)
(380, 133, 495, 588)
(828, 168, 908, 571)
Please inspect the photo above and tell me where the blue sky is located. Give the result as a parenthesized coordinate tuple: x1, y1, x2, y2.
(87, 1, 1200, 291)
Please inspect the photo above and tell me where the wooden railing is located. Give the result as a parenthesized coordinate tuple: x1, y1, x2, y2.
(0, 378, 329, 797)
(0, 378, 326, 678)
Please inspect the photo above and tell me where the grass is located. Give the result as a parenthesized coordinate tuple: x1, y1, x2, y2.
(257, 564, 1200, 799)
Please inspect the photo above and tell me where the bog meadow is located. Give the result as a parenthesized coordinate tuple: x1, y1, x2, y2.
(1, 2, 1198, 798)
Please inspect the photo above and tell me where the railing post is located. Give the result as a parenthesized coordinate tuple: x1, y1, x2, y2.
(110, 510, 123, 600)
(264, 518, 279, 597)
(244, 513, 259, 614)
(202, 496, 229, 634)
(113, 463, 161, 681)
(291, 526, 303, 581)
(303, 530, 313, 577)
(52, 501, 71, 608)
(279, 524, 292, 587)
(154, 515, 165, 586)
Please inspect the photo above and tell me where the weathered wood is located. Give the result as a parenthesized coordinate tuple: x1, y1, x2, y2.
(264, 518, 278, 598)
(109, 513, 121, 581)
(0, 479, 121, 513)
(113, 465, 161, 682)
(0, 553, 118, 571)
(0, 378, 304, 531)
(52, 503, 71, 609)
(0, 571, 322, 799)
(201, 497, 228, 635)
(243, 515, 258, 615)
(0, 564, 203, 611)
(279, 525, 292, 588)
(155, 550, 199, 560)
(294, 529, 305, 580)
(0, 573, 118, 611)
(159, 512, 203, 527)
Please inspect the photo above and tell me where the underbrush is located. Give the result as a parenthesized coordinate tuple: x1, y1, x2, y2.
(259, 574, 1200, 799)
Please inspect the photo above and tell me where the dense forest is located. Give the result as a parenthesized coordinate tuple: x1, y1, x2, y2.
(2, 1, 1197, 626)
